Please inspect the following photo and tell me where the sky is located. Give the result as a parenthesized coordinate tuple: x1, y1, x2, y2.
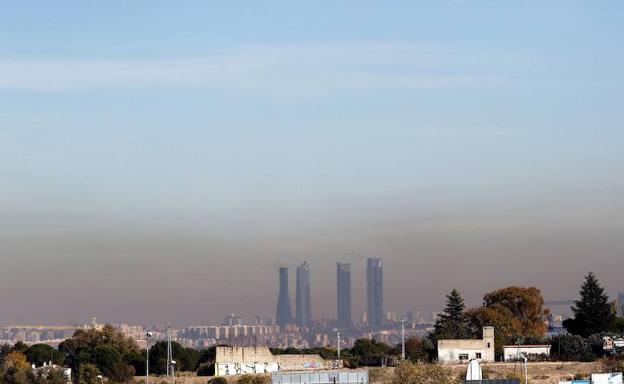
(0, 1, 623, 326)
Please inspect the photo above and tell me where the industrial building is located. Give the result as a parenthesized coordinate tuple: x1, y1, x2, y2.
(437, 326, 495, 364)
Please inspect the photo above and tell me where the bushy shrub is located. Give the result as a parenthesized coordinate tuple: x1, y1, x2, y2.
(601, 356, 624, 373)
(197, 363, 215, 376)
(551, 334, 595, 361)
(207, 377, 227, 384)
(387, 361, 458, 384)
(237, 374, 269, 384)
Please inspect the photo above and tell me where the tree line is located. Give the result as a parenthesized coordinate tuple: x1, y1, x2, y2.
(2, 271, 623, 384)
(423, 272, 624, 362)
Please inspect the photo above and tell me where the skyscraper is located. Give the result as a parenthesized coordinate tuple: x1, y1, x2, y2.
(275, 267, 293, 326)
(295, 261, 312, 326)
(367, 257, 384, 327)
(337, 262, 352, 327)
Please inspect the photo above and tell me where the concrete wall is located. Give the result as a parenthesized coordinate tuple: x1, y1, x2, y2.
(216, 346, 275, 364)
(503, 345, 551, 361)
(215, 346, 341, 376)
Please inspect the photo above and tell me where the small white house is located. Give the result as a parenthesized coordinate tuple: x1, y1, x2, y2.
(437, 326, 495, 364)
(503, 345, 551, 361)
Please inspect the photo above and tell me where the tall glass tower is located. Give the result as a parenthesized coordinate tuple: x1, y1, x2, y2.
(366, 257, 384, 327)
(275, 267, 293, 326)
(295, 261, 312, 326)
(337, 262, 352, 327)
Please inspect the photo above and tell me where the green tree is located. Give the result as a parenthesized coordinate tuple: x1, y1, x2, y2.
(392, 337, 432, 363)
(433, 289, 471, 340)
(58, 325, 139, 383)
(147, 342, 199, 374)
(11, 343, 29, 355)
(25, 344, 66, 367)
(349, 338, 394, 366)
(124, 349, 146, 376)
(196, 347, 217, 376)
(76, 364, 100, 384)
(565, 272, 615, 337)
(93, 345, 121, 378)
(550, 334, 595, 362)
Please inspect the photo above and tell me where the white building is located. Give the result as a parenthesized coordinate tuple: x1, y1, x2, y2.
(437, 326, 495, 364)
(503, 345, 551, 361)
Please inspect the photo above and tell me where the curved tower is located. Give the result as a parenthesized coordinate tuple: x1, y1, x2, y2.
(275, 266, 293, 326)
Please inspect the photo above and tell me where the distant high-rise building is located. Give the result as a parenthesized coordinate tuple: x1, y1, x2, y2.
(275, 267, 293, 326)
(337, 262, 352, 327)
(366, 257, 384, 327)
(295, 261, 312, 326)
(406, 311, 414, 323)
(618, 292, 624, 317)
(223, 313, 242, 326)
(360, 312, 368, 326)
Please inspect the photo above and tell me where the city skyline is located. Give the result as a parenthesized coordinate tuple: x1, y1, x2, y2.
(1, 1, 623, 326)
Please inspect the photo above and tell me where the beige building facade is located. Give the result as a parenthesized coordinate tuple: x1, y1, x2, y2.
(437, 326, 495, 364)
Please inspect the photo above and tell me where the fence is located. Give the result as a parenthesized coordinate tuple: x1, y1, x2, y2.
(271, 370, 368, 384)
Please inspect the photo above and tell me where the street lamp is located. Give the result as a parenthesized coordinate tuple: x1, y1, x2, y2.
(401, 319, 406, 360)
(146, 332, 153, 384)
(519, 353, 528, 384)
(333, 329, 341, 359)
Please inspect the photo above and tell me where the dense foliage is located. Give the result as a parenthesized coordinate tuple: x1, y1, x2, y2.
(564, 272, 615, 337)
(433, 289, 471, 340)
(58, 325, 138, 383)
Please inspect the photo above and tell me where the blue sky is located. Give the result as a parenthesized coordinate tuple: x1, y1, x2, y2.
(0, 1, 623, 325)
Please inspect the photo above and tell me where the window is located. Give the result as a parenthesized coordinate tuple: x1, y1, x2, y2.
(476, 353, 482, 359)
(487, 342, 491, 348)
(459, 354, 469, 362)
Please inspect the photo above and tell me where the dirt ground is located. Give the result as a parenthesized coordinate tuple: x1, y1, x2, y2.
(370, 362, 602, 384)
(135, 361, 604, 384)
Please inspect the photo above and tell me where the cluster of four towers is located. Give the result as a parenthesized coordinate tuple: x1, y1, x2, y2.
(275, 258, 384, 328)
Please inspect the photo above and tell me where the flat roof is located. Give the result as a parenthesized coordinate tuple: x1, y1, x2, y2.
(502, 345, 551, 348)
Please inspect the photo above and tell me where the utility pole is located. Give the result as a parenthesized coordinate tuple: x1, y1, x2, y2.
(336, 330, 341, 359)
(146, 332, 153, 384)
(401, 319, 406, 360)
(166, 328, 173, 377)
